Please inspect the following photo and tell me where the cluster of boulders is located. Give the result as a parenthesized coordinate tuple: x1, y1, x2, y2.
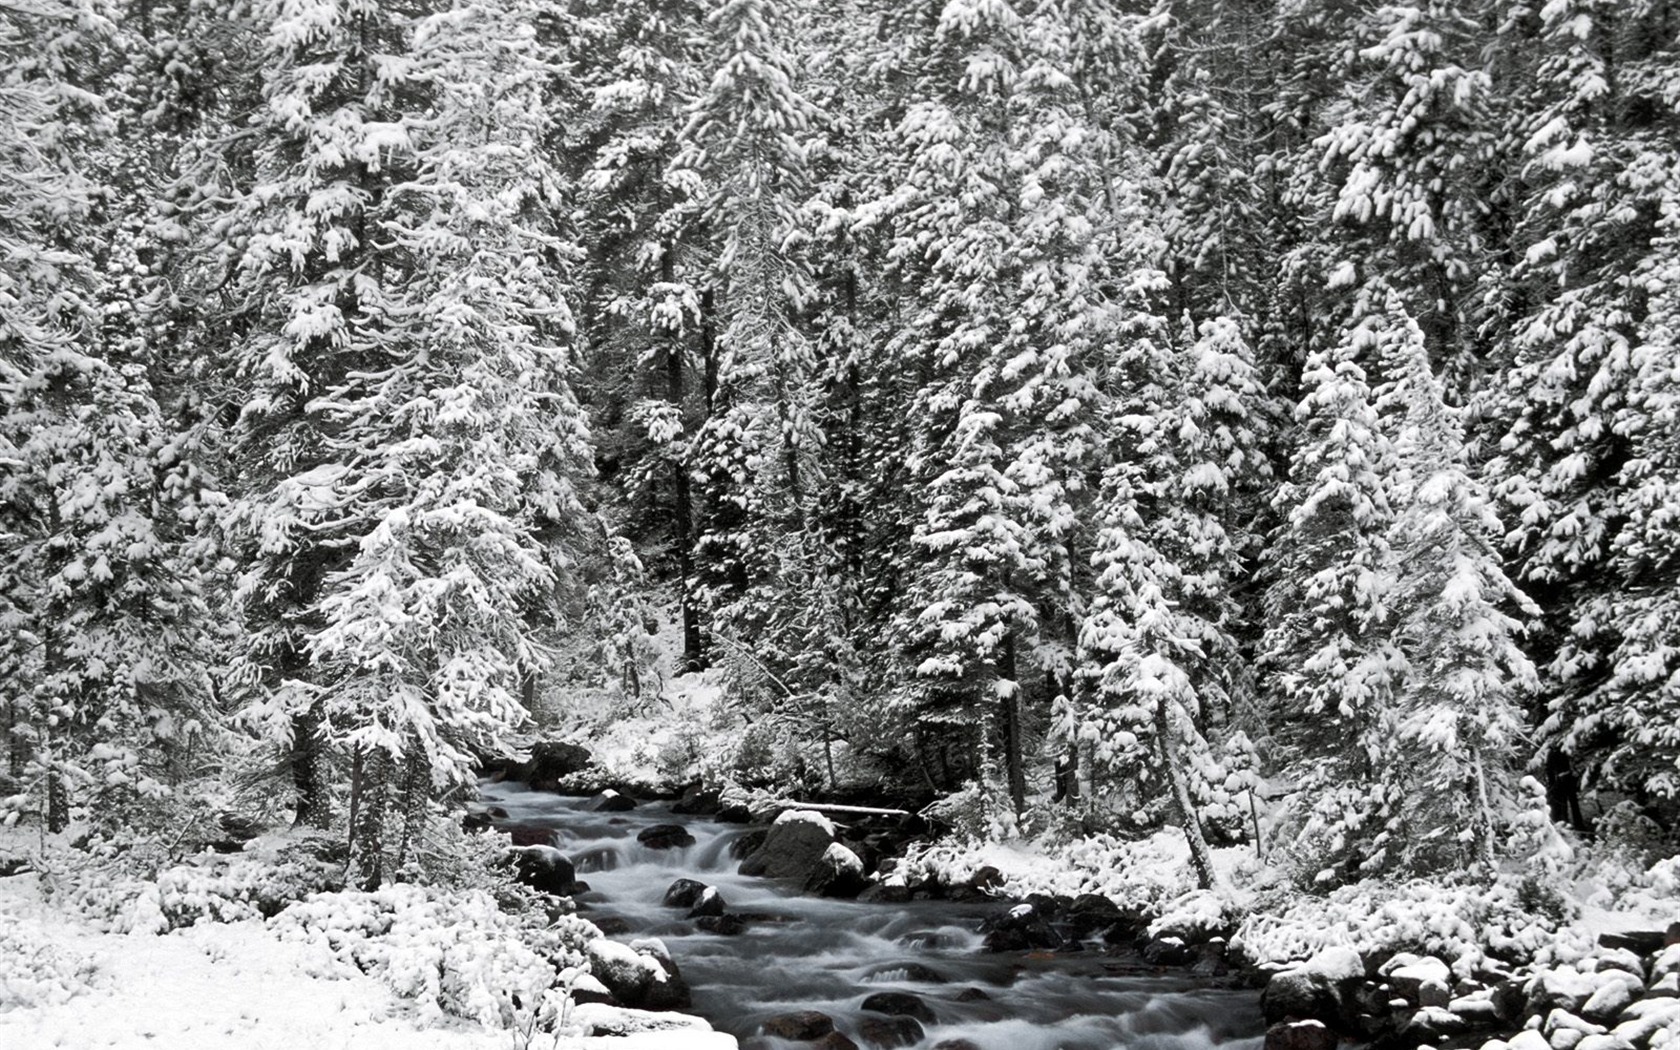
(579, 937, 693, 1012)
(1259, 925, 1680, 1050)
(736, 810, 870, 897)
(755, 985, 993, 1050)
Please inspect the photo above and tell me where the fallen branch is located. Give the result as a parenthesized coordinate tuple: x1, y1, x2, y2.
(765, 800, 911, 818)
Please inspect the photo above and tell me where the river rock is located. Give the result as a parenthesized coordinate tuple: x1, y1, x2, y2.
(858, 883, 912, 904)
(861, 990, 936, 1024)
(1581, 980, 1636, 1023)
(952, 987, 991, 1002)
(1600, 932, 1669, 956)
(568, 1002, 714, 1038)
(806, 842, 869, 898)
(1390, 956, 1452, 1008)
(687, 886, 728, 918)
(739, 810, 837, 882)
(663, 878, 709, 909)
(858, 1014, 924, 1049)
(586, 938, 691, 1011)
(672, 785, 722, 815)
(694, 914, 747, 936)
(1261, 948, 1365, 1031)
(638, 823, 697, 850)
(519, 740, 594, 790)
(932, 1041, 983, 1050)
(1144, 936, 1198, 967)
(761, 1010, 837, 1040)
(864, 962, 947, 984)
(1264, 1020, 1338, 1050)
(507, 844, 576, 896)
(982, 902, 1063, 952)
(505, 823, 556, 846)
(1403, 1006, 1471, 1040)
(1596, 949, 1648, 980)
(586, 789, 637, 812)
(1193, 940, 1230, 978)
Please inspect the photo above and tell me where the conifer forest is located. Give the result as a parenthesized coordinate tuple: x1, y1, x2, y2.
(2, 0, 1679, 1047)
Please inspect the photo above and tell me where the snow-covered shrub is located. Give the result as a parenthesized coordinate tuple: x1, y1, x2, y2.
(271, 883, 593, 1028)
(0, 912, 99, 1009)
(1231, 876, 1564, 971)
(148, 840, 345, 930)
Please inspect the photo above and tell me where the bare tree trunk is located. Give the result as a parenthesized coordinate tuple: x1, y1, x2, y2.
(662, 246, 706, 674)
(1157, 704, 1217, 890)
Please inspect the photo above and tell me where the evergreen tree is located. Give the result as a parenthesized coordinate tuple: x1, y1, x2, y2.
(1376, 293, 1538, 872)
(213, 0, 592, 881)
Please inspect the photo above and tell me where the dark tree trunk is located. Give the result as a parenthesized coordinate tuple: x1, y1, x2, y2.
(351, 746, 391, 890)
(663, 246, 706, 674)
(46, 767, 69, 834)
(394, 744, 429, 874)
(998, 632, 1026, 818)
(290, 697, 331, 829)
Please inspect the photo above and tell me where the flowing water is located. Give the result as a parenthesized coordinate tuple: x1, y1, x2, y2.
(482, 783, 1266, 1050)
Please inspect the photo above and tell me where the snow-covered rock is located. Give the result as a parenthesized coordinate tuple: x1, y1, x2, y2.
(1392, 956, 1453, 1007)
(805, 842, 867, 898)
(586, 938, 691, 1011)
(738, 810, 837, 883)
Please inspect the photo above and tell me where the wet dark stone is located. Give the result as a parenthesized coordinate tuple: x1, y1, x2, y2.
(663, 878, 709, 909)
(507, 844, 575, 896)
(858, 883, 911, 904)
(861, 991, 936, 1024)
(981, 903, 1063, 952)
(1143, 936, 1198, 967)
(932, 1041, 983, 1050)
(761, 1010, 836, 1041)
(952, 987, 992, 1002)
(812, 1034, 860, 1050)
(686, 886, 728, 918)
(671, 785, 721, 815)
(739, 815, 836, 883)
(693, 914, 747, 936)
(1601, 931, 1669, 955)
(1264, 1021, 1339, 1050)
(504, 824, 555, 847)
(857, 1014, 924, 1049)
(1192, 941, 1230, 977)
(638, 823, 697, 850)
(590, 916, 632, 936)
(586, 790, 636, 812)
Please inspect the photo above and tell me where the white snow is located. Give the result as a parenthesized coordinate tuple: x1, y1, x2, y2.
(1300, 945, 1366, 982)
(774, 808, 837, 836)
(0, 873, 736, 1049)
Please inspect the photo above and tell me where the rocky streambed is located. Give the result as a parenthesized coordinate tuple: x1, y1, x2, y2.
(480, 781, 1268, 1050)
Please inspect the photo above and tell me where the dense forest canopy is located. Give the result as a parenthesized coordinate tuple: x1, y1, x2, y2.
(3, 0, 1679, 891)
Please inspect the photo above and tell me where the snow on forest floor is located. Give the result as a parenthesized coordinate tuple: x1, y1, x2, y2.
(0, 873, 733, 1050)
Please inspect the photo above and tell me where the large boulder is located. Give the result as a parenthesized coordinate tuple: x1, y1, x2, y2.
(519, 740, 594, 790)
(586, 938, 691, 1011)
(507, 845, 576, 896)
(981, 902, 1063, 953)
(806, 843, 869, 898)
(739, 810, 838, 882)
(1261, 948, 1366, 1031)
(638, 823, 697, 850)
(662, 878, 709, 909)
(687, 886, 728, 918)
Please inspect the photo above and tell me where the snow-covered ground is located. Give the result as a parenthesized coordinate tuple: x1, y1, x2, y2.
(0, 873, 734, 1050)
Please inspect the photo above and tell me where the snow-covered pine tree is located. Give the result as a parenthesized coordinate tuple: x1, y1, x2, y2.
(1548, 183, 1680, 808)
(568, 0, 712, 673)
(1, 0, 215, 834)
(1261, 299, 1406, 880)
(1078, 313, 1270, 886)
(215, 0, 592, 883)
(864, 0, 1126, 815)
(1375, 293, 1538, 872)
(1488, 0, 1680, 818)
(677, 0, 825, 673)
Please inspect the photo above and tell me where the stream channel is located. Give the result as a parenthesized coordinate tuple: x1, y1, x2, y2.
(483, 782, 1266, 1050)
